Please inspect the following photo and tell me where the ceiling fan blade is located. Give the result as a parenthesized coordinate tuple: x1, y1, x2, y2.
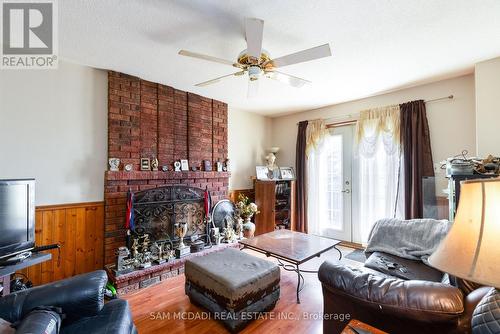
(265, 43, 331, 68)
(247, 79, 259, 98)
(245, 18, 264, 62)
(179, 50, 241, 68)
(266, 70, 311, 88)
(195, 71, 245, 87)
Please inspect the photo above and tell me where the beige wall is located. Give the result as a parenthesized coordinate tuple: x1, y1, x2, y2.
(0, 61, 485, 204)
(228, 107, 272, 190)
(0, 61, 271, 204)
(271, 75, 476, 176)
(0, 61, 108, 205)
(475, 57, 500, 157)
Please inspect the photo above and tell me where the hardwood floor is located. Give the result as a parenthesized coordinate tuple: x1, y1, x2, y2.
(125, 246, 361, 334)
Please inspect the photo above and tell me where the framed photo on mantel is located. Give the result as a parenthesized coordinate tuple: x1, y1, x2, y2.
(279, 167, 295, 180)
(256, 166, 280, 180)
(180, 159, 189, 171)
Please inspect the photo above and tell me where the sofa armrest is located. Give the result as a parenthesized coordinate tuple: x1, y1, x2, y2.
(14, 308, 61, 334)
(0, 270, 107, 324)
(318, 260, 464, 321)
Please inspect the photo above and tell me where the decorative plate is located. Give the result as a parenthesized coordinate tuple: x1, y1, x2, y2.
(211, 200, 236, 230)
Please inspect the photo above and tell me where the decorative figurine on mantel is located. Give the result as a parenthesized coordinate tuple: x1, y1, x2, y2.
(174, 161, 181, 172)
(265, 147, 280, 179)
(109, 158, 120, 172)
(151, 158, 159, 171)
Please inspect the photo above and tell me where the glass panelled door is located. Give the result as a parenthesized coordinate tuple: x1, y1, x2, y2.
(319, 125, 354, 241)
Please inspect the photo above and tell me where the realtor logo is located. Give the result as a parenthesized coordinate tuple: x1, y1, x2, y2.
(1, 0, 58, 69)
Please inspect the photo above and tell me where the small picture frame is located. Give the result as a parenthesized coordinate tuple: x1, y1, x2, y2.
(140, 158, 151, 171)
(280, 167, 295, 180)
(180, 159, 189, 171)
(203, 160, 212, 172)
(256, 166, 269, 180)
(216, 161, 223, 172)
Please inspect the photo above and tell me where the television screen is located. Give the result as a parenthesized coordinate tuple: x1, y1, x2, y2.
(0, 179, 35, 259)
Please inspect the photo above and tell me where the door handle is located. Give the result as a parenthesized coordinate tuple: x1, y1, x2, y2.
(341, 189, 350, 193)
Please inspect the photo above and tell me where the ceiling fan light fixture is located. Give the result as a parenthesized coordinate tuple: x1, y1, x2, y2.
(178, 18, 332, 91)
(248, 65, 262, 81)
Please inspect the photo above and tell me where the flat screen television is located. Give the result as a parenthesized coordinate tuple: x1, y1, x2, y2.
(0, 179, 35, 259)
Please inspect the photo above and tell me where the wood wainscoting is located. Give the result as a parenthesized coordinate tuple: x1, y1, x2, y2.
(18, 202, 104, 286)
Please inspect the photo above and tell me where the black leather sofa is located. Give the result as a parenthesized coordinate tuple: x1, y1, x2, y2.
(318, 252, 490, 334)
(0, 270, 136, 334)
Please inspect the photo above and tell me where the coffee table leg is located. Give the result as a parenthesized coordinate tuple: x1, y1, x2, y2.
(296, 264, 301, 304)
(333, 245, 342, 260)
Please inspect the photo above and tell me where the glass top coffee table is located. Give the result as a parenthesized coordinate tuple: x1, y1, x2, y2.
(239, 229, 341, 303)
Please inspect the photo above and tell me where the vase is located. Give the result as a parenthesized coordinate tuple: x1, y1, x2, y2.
(242, 216, 256, 238)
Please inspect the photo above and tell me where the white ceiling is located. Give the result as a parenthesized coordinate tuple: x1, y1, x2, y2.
(60, 1, 500, 116)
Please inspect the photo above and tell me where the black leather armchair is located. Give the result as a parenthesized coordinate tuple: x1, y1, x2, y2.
(0, 270, 136, 334)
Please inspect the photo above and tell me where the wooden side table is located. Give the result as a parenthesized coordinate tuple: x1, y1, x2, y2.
(341, 319, 388, 334)
(0, 253, 51, 296)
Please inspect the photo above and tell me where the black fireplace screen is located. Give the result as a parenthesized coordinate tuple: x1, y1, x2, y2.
(132, 186, 207, 245)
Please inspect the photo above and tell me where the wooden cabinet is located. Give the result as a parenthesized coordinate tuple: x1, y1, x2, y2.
(254, 180, 296, 235)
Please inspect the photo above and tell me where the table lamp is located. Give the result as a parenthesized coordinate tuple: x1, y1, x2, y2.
(428, 178, 500, 334)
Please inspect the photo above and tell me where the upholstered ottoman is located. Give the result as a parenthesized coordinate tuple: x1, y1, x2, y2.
(185, 248, 280, 332)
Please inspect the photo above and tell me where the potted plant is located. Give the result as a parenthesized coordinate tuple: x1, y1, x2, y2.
(235, 194, 259, 238)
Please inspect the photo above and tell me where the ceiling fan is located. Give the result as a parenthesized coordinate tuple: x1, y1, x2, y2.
(178, 18, 332, 97)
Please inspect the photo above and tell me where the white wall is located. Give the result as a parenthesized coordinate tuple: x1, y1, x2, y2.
(271, 75, 476, 174)
(0, 61, 108, 206)
(228, 107, 272, 190)
(475, 57, 500, 157)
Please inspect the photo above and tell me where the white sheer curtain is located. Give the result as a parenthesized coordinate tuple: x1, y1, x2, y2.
(355, 105, 403, 243)
(306, 120, 330, 236)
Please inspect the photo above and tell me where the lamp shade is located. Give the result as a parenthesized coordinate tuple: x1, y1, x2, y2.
(428, 178, 500, 288)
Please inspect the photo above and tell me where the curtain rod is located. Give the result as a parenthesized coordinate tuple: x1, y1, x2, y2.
(296, 95, 454, 125)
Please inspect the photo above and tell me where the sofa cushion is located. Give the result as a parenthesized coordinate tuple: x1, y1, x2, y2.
(365, 252, 444, 282)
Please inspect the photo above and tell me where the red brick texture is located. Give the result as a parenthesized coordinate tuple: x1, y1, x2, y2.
(105, 71, 229, 265)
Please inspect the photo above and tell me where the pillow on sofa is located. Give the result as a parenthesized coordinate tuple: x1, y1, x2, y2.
(364, 252, 444, 282)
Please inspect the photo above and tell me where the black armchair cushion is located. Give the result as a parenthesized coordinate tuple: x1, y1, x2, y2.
(0, 270, 107, 325)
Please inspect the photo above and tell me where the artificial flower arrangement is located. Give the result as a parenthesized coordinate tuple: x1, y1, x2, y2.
(235, 194, 260, 219)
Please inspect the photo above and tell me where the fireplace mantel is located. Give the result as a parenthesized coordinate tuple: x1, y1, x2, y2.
(105, 171, 230, 181)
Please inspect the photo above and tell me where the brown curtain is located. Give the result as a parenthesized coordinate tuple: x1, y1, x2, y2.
(295, 121, 308, 233)
(400, 100, 435, 219)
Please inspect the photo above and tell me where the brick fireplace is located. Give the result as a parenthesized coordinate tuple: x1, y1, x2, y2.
(104, 72, 230, 266)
